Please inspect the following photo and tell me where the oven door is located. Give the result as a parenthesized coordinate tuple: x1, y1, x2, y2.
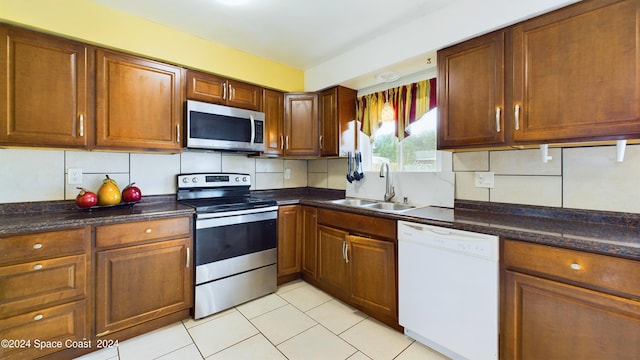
(194, 206, 277, 285)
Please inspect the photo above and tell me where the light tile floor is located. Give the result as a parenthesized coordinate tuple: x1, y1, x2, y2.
(75, 280, 450, 360)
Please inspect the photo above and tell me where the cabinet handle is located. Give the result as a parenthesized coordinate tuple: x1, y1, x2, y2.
(78, 114, 85, 137)
(495, 107, 501, 133)
(144, 228, 152, 234)
(285, 136, 289, 150)
(176, 124, 181, 143)
(342, 241, 346, 262)
(319, 135, 323, 149)
(344, 242, 349, 264)
(228, 84, 234, 101)
(514, 104, 521, 131)
(280, 135, 284, 150)
(33, 314, 43, 321)
(222, 84, 227, 100)
(186, 247, 190, 268)
(33, 243, 43, 250)
(33, 264, 43, 270)
(570, 263, 582, 270)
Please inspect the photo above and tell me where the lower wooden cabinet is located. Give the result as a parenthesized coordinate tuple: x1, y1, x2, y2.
(502, 239, 640, 359)
(0, 300, 88, 360)
(0, 227, 90, 360)
(95, 217, 192, 338)
(95, 237, 192, 336)
(300, 206, 318, 279)
(314, 209, 398, 329)
(277, 205, 301, 282)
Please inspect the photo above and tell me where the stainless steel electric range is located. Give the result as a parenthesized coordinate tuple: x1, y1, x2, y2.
(177, 173, 278, 319)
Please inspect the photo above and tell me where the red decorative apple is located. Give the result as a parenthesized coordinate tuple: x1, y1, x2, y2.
(122, 182, 142, 203)
(75, 187, 98, 208)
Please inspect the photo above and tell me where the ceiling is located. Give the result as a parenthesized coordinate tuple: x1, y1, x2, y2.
(91, 0, 453, 88)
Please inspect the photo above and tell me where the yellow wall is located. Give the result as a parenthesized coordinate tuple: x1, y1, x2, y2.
(0, 0, 304, 92)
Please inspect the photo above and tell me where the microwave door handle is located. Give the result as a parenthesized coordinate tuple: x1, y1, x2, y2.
(249, 114, 255, 144)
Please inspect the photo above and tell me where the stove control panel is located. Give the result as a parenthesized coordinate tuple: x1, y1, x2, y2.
(177, 173, 251, 188)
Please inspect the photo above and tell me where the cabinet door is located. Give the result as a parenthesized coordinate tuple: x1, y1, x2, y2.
(319, 86, 357, 157)
(96, 49, 182, 151)
(263, 89, 285, 156)
(301, 206, 318, 279)
(0, 25, 91, 148)
(186, 70, 227, 105)
(513, 0, 640, 143)
(284, 93, 319, 157)
(348, 235, 397, 322)
(317, 225, 348, 298)
(277, 205, 301, 277)
(227, 79, 262, 111)
(503, 271, 640, 359)
(95, 238, 192, 336)
(319, 88, 339, 157)
(437, 30, 506, 149)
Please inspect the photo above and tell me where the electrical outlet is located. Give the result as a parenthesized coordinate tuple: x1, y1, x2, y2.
(68, 168, 83, 185)
(284, 168, 291, 180)
(474, 172, 494, 188)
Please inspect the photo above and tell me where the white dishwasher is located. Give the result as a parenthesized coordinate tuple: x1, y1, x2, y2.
(398, 221, 499, 360)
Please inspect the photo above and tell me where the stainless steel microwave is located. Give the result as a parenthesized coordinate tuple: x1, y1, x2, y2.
(186, 100, 265, 152)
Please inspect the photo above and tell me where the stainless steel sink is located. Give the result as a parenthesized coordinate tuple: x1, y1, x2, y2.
(328, 198, 376, 206)
(327, 198, 415, 212)
(362, 202, 415, 212)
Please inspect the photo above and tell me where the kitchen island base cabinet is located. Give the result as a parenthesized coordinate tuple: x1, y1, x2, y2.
(503, 239, 640, 359)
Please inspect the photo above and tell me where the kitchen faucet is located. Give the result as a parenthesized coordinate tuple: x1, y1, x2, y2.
(379, 163, 395, 202)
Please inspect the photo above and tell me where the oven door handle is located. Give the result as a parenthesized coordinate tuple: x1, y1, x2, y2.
(196, 210, 277, 229)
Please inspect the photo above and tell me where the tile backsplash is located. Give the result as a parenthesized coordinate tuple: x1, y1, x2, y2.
(453, 144, 640, 213)
(2, 144, 639, 214)
(0, 148, 346, 203)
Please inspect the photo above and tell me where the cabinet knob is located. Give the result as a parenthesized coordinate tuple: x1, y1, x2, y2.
(33, 264, 43, 270)
(33, 243, 43, 250)
(33, 314, 43, 321)
(145, 228, 152, 234)
(570, 263, 582, 270)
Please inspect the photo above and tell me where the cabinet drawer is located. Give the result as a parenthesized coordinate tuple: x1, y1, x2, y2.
(0, 254, 86, 317)
(504, 240, 640, 299)
(317, 209, 396, 240)
(96, 216, 190, 248)
(0, 227, 87, 266)
(0, 300, 88, 360)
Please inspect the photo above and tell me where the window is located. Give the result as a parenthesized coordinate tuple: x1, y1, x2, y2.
(370, 108, 438, 171)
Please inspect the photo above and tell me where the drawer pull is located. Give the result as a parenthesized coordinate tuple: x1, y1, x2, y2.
(145, 228, 152, 234)
(33, 264, 43, 270)
(33, 314, 43, 321)
(33, 243, 43, 250)
(570, 263, 582, 270)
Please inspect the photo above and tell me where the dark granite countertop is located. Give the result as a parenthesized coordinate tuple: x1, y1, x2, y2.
(2, 188, 639, 261)
(0, 195, 194, 235)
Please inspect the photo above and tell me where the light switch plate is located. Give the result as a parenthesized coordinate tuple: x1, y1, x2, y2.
(68, 168, 83, 185)
(475, 172, 494, 188)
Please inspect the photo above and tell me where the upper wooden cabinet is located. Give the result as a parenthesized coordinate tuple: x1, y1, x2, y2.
(263, 88, 285, 156)
(96, 49, 183, 152)
(437, 30, 506, 149)
(438, 0, 640, 150)
(512, 0, 640, 143)
(186, 70, 262, 111)
(284, 92, 319, 157)
(319, 86, 357, 157)
(0, 25, 93, 148)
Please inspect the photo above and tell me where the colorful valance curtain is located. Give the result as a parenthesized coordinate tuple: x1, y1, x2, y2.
(355, 78, 436, 141)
